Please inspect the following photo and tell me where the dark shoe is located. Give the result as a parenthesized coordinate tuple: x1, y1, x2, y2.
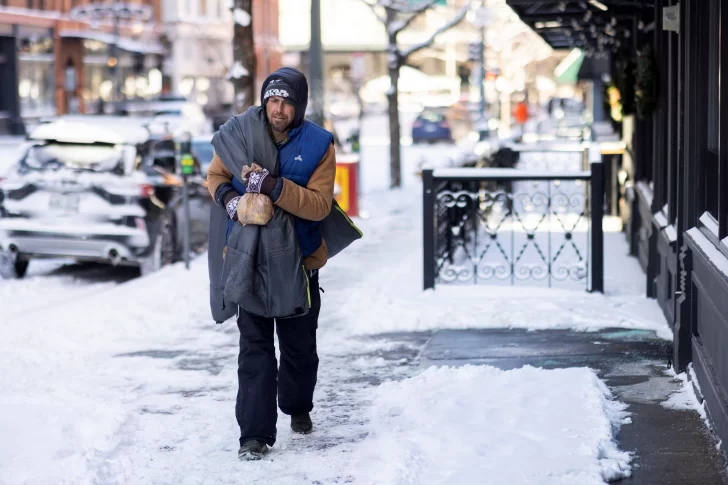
(291, 413, 313, 434)
(238, 440, 269, 461)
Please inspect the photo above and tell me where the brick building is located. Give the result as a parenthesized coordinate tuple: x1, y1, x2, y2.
(0, 0, 280, 134)
(0, 0, 165, 134)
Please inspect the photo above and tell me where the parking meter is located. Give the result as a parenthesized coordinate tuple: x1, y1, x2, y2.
(177, 133, 193, 269)
(348, 129, 361, 154)
(180, 153, 195, 176)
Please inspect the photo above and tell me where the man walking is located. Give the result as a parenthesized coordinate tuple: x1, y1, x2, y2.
(206, 67, 337, 460)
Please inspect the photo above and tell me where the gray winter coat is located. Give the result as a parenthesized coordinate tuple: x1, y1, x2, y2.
(209, 107, 310, 322)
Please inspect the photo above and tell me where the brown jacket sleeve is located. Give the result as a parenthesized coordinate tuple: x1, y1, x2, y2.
(274, 143, 336, 222)
(206, 152, 234, 199)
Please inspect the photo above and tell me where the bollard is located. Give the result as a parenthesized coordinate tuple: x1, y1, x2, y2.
(590, 160, 604, 293)
(423, 169, 436, 291)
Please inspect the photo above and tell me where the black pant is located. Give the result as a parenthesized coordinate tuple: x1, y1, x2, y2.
(235, 271, 321, 447)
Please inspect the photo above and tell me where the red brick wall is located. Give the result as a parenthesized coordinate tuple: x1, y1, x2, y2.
(253, 0, 281, 89)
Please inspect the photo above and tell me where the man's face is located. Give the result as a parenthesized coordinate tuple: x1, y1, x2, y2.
(266, 96, 295, 133)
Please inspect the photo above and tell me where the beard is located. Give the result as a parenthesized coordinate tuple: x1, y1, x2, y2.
(270, 117, 291, 133)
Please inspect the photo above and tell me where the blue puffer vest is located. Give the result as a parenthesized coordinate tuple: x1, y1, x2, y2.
(228, 120, 333, 257)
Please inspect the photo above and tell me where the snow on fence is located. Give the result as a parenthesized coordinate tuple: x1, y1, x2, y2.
(422, 145, 604, 293)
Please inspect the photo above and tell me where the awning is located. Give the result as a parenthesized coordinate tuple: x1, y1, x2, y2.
(554, 48, 584, 84)
(60, 29, 165, 55)
(506, 1, 652, 55)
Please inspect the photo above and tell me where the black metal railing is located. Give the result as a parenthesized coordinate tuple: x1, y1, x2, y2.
(423, 160, 604, 293)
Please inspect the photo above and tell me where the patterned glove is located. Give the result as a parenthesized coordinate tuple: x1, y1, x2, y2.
(225, 195, 241, 220)
(246, 169, 270, 194)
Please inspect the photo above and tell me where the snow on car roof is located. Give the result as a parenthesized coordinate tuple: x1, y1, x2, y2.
(29, 117, 153, 145)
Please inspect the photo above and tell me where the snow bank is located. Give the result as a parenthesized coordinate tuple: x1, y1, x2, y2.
(356, 365, 632, 484)
(0, 258, 220, 485)
(662, 369, 706, 417)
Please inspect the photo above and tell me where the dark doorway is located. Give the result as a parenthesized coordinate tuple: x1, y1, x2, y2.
(0, 36, 25, 135)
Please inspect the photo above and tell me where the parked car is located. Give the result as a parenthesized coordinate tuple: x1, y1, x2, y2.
(412, 107, 453, 144)
(0, 116, 212, 279)
(120, 98, 212, 138)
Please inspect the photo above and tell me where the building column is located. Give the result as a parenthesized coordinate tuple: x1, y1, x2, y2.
(55, 36, 85, 115)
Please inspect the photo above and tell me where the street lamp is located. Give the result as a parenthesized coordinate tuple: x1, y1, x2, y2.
(69, 2, 154, 108)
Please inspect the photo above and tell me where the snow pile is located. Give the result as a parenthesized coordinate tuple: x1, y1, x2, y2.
(0, 138, 23, 175)
(662, 369, 705, 416)
(357, 365, 632, 484)
(0, 268, 117, 322)
(0, 259, 220, 485)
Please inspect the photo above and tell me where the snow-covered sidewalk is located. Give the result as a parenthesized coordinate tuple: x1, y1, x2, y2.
(0, 183, 671, 484)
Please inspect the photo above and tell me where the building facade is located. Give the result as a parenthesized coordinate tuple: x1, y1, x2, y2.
(161, 0, 233, 110)
(0, 0, 165, 133)
(0, 0, 281, 133)
(161, 0, 281, 111)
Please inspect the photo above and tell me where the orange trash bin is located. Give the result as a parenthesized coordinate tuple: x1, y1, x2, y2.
(334, 154, 360, 218)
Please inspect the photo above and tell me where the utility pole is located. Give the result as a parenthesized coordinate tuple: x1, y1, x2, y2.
(479, 0, 486, 123)
(309, 0, 325, 127)
(112, 0, 122, 106)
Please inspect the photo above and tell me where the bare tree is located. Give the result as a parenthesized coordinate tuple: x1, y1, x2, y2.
(229, 0, 256, 113)
(360, 0, 473, 188)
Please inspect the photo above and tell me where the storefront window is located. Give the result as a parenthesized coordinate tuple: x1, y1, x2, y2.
(705, 0, 720, 221)
(17, 60, 55, 117)
(17, 32, 55, 118)
(83, 63, 107, 113)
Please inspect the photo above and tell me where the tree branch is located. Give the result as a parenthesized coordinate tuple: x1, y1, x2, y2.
(358, 0, 387, 24)
(396, 0, 439, 14)
(390, 0, 440, 35)
(401, 0, 474, 60)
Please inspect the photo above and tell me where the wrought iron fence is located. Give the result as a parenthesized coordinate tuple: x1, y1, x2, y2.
(423, 159, 604, 293)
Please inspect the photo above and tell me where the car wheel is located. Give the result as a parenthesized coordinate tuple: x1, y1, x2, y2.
(139, 214, 176, 276)
(0, 255, 29, 280)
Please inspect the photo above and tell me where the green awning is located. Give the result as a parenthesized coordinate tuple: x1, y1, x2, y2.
(554, 48, 585, 84)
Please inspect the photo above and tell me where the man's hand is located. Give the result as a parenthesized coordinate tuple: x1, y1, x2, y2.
(224, 193, 241, 221)
(242, 163, 278, 196)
